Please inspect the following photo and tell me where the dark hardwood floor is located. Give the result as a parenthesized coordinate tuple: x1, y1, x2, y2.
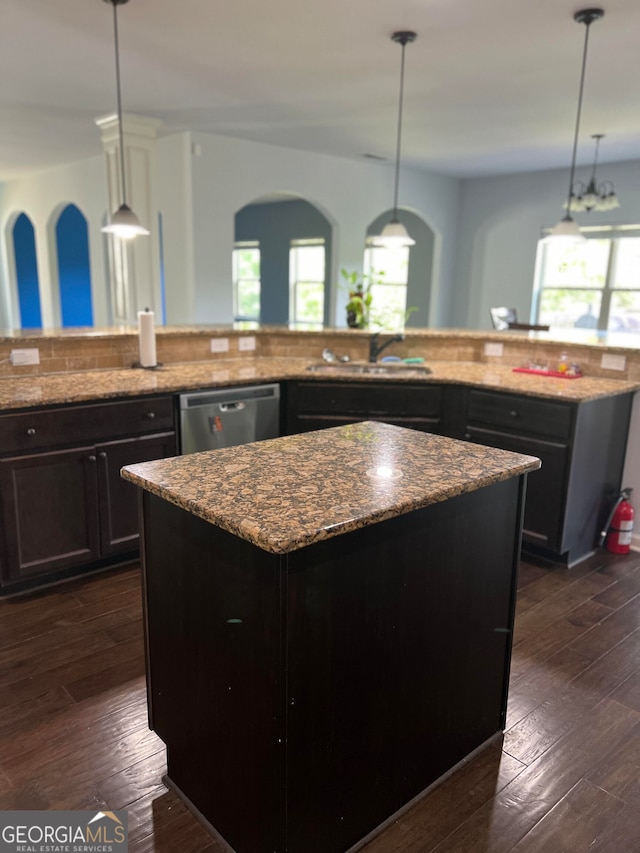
(0, 550, 639, 852)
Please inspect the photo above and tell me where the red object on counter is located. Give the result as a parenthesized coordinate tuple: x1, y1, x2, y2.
(606, 493, 635, 554)
(512, 367, 583, 379)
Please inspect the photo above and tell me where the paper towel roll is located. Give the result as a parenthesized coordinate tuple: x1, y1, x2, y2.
(138, 309, 157, 368)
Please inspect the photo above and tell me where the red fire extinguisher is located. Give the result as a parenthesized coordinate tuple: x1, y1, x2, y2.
(599, 488, 634, 555)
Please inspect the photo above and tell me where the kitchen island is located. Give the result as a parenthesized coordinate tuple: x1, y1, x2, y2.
(123, 421, 540, 853)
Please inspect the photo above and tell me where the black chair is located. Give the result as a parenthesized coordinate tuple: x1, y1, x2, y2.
(489, 307, 550, 332)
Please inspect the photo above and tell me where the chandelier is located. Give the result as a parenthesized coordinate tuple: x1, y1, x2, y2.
(564, 133, 620, 213)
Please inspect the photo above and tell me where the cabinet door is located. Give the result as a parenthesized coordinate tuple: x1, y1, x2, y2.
(465, 427, 569, 550)
(0, 447, 100, 584)
(97, 432, 177, 556)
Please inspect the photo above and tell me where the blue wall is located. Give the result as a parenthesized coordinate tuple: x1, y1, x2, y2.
(13, 213, 42, 329)
(56, 204, 93, 327)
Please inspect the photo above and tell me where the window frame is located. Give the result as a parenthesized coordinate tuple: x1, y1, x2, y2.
(232, 241, 261, 323)
(288, 238, 326, 329)
(533, 225, 640, 333)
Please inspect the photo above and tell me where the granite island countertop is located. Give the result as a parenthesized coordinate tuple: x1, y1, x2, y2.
(0, 357, 638, 412)
(121, 421, 541, 554)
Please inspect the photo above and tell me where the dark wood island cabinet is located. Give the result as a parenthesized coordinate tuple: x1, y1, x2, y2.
(123, 422, 540, 853)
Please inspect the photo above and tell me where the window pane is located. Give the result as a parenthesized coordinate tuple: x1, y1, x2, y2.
(365, 246, 409, 284)
(236, 248, 260, 280)
(233, 246, 260, 320)
(237, 280, 260, 318)
(296, 246, 325, 281)
(370, 284, 408, 331)
(541, 240, 609, 289)
(612, 238, 640, 289)
(608, 291, 640, 332)
(295, 282, 324, 324)
(538, 289, 602, 328)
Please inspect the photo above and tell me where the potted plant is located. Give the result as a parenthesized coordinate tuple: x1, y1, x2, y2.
(341, 268, 378, 329)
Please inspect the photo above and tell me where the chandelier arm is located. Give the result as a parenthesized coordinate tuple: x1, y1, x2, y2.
(564, 19, 593, 214)
(112, 0, 128, 207)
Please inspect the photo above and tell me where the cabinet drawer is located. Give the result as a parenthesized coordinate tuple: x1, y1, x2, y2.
(294, 382, 442, 418)
(467, 390, 573, 441)
(0, 396, 175, 454)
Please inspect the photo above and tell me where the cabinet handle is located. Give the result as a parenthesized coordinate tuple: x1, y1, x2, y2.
(146, 412, 156, 420)
(26, 428, 36, 436)
(88, 455, 96, 462)
(509, 410, 519, 418)
(99, 452, 107, 459)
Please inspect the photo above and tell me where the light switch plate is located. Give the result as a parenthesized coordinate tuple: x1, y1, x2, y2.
(601, 353, 626, 371)
(484, 342, 504, 357)
(210, 337, 229, 353)
(238, 336, 256, 352)
(10, 348, 40, 365)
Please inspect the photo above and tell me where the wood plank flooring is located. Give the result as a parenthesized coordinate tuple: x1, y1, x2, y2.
(0, 550, 639, 852)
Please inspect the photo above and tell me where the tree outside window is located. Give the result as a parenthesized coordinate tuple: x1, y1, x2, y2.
(233, 242, 260, 323)
(534, 228, 640, 332)
(289, 240, 325, 329)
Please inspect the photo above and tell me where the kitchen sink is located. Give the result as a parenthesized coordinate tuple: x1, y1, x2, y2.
(306, 362, 432, 376)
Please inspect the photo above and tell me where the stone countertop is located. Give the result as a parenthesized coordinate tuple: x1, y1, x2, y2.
(121, 421, 541, 555)
(0, 357, 637, 412)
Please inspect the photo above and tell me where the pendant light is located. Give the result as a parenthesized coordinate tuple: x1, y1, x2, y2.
(547, 8, 604, 244)
(101, 0, 149, 239)
(367, 31, 417, 249)
(563, 133, 620, 213)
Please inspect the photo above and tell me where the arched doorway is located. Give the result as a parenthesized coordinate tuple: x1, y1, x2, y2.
(365, 210, 435, 329)
(12, 213, 42, 329)
(55, 204, 93, 327)
(234, 195, 333, 327)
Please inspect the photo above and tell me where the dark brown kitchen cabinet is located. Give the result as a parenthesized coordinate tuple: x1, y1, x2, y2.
(0, 446, 100, 582)
(0, 396, 176, 593)
(97, 433, 177, 556)
(463, 389, 634, 565)
(285, 379, 635, 566)
(286, 381, 444, 434)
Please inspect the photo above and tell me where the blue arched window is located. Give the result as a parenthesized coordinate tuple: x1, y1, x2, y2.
(56, 204, 93, 327)
(13, 213, 42, 329)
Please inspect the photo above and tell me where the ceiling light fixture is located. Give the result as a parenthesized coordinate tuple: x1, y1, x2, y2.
(564, 133, 620, 213)
(367, 31, 417, 249)
(547, 8, 604, 243)
(101, 0, 149, 240)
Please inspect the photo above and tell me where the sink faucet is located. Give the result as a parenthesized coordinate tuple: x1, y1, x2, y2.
(369, 333, 405, 363)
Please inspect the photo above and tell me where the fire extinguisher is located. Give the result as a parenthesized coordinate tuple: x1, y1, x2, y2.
(599, 488, 634, 555)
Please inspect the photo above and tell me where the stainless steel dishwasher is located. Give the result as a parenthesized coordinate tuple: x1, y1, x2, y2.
(178, 384, 280, 454)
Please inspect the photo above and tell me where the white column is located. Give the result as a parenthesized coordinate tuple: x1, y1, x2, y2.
(95, 113, 162, 325)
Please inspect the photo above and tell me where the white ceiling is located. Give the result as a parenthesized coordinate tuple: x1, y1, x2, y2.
(2, 0, 640, 182)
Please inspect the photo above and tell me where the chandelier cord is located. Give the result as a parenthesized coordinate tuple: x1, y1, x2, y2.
(392, 38, 408, 220)
(565, 19, 593, 214)
(112, 0, 128, 207)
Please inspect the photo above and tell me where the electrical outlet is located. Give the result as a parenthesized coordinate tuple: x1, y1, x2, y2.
(238, 336, 256, 352)
(601, 353, 626, 371)
(484, 342, 504, 357)
(10, 348, 40, 366)
(210, 337, 229, 353)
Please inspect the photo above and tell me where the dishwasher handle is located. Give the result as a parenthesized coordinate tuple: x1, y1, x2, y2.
(219, 401, 246, 412)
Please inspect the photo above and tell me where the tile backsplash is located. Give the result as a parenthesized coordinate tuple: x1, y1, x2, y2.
(0, 327, 638, 381)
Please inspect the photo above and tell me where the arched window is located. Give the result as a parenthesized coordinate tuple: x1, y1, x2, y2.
(55, 204, 93, 327)
(12, 213, 42, 329)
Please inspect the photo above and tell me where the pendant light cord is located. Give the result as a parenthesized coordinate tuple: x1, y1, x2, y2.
(392, 38, 408, 220)
(112, 0, 128, 207)
(565, 17, 594, 214)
